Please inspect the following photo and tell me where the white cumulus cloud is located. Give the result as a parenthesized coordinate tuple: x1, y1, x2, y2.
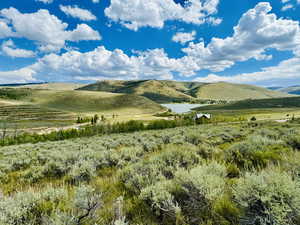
(194, 56, 300, 86)
(1, 40, 35, 58)
(181, 2, 300, 73)
(60, 5, 97, 21)
(172, 31, 196, 45)
(104, 0, 221, 31)
(0, 68, 36, 84)
(36, 0, 53, 4)
(281, 4, 294, 11)
(27, 47, 182, 81)
(2, 2, 300, 86)
(0, 20, 16, 38)
(0, 7, 101, 52)
(37, 0, 98, 4)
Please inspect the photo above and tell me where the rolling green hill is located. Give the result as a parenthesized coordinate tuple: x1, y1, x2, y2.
(0, 88, 164, 115)
(79, 80, 290, 102)
(193, 82, 291, 101)
(195, 96, 300, 111)
(79, 80, 195, 102)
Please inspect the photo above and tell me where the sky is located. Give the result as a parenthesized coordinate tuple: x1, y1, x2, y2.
(0, 0, 300, 87)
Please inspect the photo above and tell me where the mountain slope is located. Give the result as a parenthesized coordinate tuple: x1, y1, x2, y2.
(194, 96, 300, 111)
(0, 88, 164, 114)
(79, 80, 195, 102)
(79, 80, 290, 102)
(194, 82, 291, 101)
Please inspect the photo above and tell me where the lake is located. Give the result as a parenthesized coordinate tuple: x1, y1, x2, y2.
(161, 103, 205, 114)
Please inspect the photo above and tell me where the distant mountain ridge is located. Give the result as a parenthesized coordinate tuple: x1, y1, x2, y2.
(0, 82, 85, 91)
(0, 82, 47, 87)
(269, 85, 300, 95)
(78, 80, 291, 103)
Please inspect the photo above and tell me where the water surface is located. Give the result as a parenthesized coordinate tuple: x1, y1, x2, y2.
(161, 103, 205, 114)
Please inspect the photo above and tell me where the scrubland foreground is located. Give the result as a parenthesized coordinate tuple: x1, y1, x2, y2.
(1, 120, 300, 225)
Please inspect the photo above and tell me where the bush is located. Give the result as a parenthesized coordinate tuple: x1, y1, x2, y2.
(140, 179, 175, 215)
(173, 162, 227, 224)
(120, 144, 202, 194)
(72, 185, 102, 224)
(233, 170, 300, 225)
(225, 135, 290, 169)
(0, 186, 67, 225)
(285, 134, 300, 150)
(226, 163, 240, 178)
(67, 160, 97, 184)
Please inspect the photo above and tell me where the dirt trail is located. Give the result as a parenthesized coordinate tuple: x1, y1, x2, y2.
(35, 123, 90, 135)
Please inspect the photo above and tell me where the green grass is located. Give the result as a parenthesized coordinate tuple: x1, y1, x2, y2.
(79, 80, 193, 103)
(0, 88, 165, 130)
(193, 97, 300, 121)
(0, 88, 164, 115)
(0, 104, 74, 130)
(0, 105, 70, 120)
(1, 121, 300, 224)
(0, 88, 33, 100)
(79, 80, 290, 102)
(194, 82, 291, 101)
(196, 97, 300, 110)
(33, 90, 164, 114)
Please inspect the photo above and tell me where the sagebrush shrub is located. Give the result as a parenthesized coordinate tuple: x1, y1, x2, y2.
(173, 162, 227, 224)
(140, 179, 175, 213)
(0, 186, 67, 225)
(67, 160, 97, 183)
(233, 170, 300, 225)
(226, 135, 290, 169)
(120, 144, 202, 193)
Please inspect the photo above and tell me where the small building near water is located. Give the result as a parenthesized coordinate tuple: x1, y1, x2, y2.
(194, 113, 212, 124)
(195, 113, 212, 119)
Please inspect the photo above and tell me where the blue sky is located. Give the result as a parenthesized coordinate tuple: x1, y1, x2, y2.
(0, 0, 300, 86)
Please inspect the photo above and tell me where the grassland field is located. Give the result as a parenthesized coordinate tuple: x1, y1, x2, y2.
(0, 87, 166, 132)
(0, 83, 299, 134)
(1, 120, 300, 224)
(1, 82, 300, 224)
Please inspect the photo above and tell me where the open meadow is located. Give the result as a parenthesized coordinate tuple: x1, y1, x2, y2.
(0, 83, 300, 225)
(2, 0, 300, 224)
(0, 87, 166, 133)
(1, 119, 300, 225)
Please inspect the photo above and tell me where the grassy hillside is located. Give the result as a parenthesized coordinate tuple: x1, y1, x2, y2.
(194, 82, 290, 101)
(79, 80, 194, 103)
(196, 96, 300, 111)
(79, 80, 289, 102)
(0, 88, 165, 130)
(0, 88, 164, 115)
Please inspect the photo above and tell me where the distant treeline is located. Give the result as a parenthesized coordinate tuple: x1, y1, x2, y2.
(0, 114, 246, 147)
